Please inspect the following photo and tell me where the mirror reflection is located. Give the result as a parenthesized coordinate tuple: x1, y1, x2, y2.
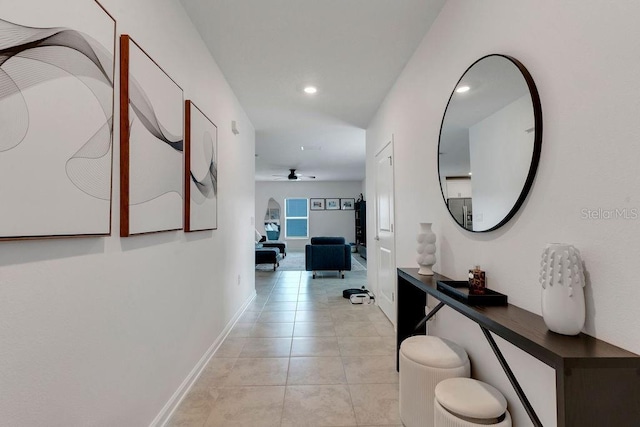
(438, 55, 541, 232)
(264, 197, 281, 240)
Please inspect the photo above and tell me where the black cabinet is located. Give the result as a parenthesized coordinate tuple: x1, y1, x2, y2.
(355, 201, 366, 258)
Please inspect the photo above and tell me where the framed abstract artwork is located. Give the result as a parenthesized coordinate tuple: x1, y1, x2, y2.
(326, 198, 340, 210)
(310, 199, 325, 210)
(184, 100, 217, 232)
(120, 35, 184, 236)
(341, 198, 355, 210)
(0, 0, 115, 239)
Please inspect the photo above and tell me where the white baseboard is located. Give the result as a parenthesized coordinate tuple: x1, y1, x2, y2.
(150, 290, 257, 427)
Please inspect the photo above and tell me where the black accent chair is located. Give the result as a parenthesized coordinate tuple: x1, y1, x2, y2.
(305, 237, 352, 279)
(255, 246, 282, 271)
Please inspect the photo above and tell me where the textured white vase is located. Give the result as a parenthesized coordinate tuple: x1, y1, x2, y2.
(539, 243, 586, 335)
(416, 223, 436, 275)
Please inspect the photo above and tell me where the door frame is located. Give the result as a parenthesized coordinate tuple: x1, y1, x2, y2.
(374, 136, 397, 326)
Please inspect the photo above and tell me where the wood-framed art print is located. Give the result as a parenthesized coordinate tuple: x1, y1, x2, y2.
(0, 0, 116, 239)
(310, 198, 325, 210)
(341, 198, 355, 210)
(326, 198, 340, 210)
(120, 34, 184, 237)
(184, 100, 218, 232)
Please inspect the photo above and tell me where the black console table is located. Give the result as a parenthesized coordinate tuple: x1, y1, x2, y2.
(397, 267, 640, 427)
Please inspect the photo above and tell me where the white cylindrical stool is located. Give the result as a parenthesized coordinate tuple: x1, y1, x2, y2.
(434, 378, 512, 427)
(399, 336, 470, 427)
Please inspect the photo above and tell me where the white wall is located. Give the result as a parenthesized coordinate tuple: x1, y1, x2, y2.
(367, 1, 640, 425)
(470, 95, 534, 231)
(0, 0, 255, 425)
(256, 181, 362, 251)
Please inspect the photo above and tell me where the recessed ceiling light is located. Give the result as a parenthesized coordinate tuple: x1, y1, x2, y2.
(300, 146, 304, 151)
(303, 86, 317, 94)
(456, 85, 470, 93)
(468, 172, 472, 176)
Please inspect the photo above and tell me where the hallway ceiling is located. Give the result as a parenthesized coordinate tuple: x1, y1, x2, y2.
(180, 0, 446, 181)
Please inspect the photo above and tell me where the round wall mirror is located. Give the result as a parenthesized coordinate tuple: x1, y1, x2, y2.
(438, 54, 542, 232)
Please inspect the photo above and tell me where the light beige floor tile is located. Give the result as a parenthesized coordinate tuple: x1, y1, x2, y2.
(331, 302, 378, 312)
(334, 321, 380, 337)
(331, 310, 371, 323)
(337, 336, 395, 356)
(293, 321, 336, 337)
(167, 390, 217, 427)
(296, 294, 329, 303)
(281, 385, 357, 427)
(264, 301, 298, 311)
(271, 287, 299, 295)
(326, 295, 346, 304)
(203, 386, 285, 427)
(297, 287, 326, 294)
(255, 276, 276, 283)
(367, 309, 390, 322)
(239, 337, 292, 358)
(350, 383, 401, 426)
(190, 358, 237, 392)
(268, 293, 298, 302)
(279, 271, 302, 278)
(214, 338, 246, 358)
(224, 357, 289, 386)
(250, 322, 294, 337)
(274, 281, 300, 288)
(245, 301, 266, 312)
(239, 311, 261, 322)
(296, 301, 331, 311)
(295, 310, 333, 323)
(342, 356, 398, 384)
(228, 323, 254, 338)
(373, 321, 396, 337)
(287, 357, 347, 385)
(290, 337, 341, 357)
(258, 310, 296, 323)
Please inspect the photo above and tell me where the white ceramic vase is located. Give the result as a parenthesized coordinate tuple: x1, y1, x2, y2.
(539, 243, 586, 335)
(416, 223, 437, 275)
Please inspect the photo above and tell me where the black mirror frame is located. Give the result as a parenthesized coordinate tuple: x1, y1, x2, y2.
(437, 54, 543, 233)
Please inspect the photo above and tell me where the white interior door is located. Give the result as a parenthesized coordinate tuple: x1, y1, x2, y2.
(375, 140, 396, 324)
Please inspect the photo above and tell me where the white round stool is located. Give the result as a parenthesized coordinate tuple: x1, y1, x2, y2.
(434, 377, 512, 427)
(399, 336, 470, 427)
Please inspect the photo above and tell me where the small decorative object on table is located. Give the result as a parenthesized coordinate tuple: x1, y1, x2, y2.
(539, 243, 586, 336)
(468, 265, 486, 295)
(416, 222, 436, 275)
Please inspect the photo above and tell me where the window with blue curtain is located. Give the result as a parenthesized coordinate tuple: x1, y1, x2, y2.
(285, 198, 308, 238)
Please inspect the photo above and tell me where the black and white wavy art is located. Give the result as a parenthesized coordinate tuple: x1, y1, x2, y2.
(0, 5, 115, 238)
(190, 130, 217, 204)
(124, 37, 184, 235)
(186, 101, 217, 231)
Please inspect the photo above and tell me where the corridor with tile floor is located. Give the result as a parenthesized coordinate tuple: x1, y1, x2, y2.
(168, 269, 402, 427)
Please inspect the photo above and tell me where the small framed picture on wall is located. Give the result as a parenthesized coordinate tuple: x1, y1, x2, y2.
(326, 198, 340, 210)
(310, 198, 325, 210)
(341, 198, 355, 210)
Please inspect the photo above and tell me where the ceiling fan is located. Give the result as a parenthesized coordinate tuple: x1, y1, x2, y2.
(272, 168, 316, 181)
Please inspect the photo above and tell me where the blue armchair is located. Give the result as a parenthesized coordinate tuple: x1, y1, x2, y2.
(305, 237, 352, 279)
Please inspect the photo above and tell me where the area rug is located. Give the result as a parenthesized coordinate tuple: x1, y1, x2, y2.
(256, 251, 366, 272)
